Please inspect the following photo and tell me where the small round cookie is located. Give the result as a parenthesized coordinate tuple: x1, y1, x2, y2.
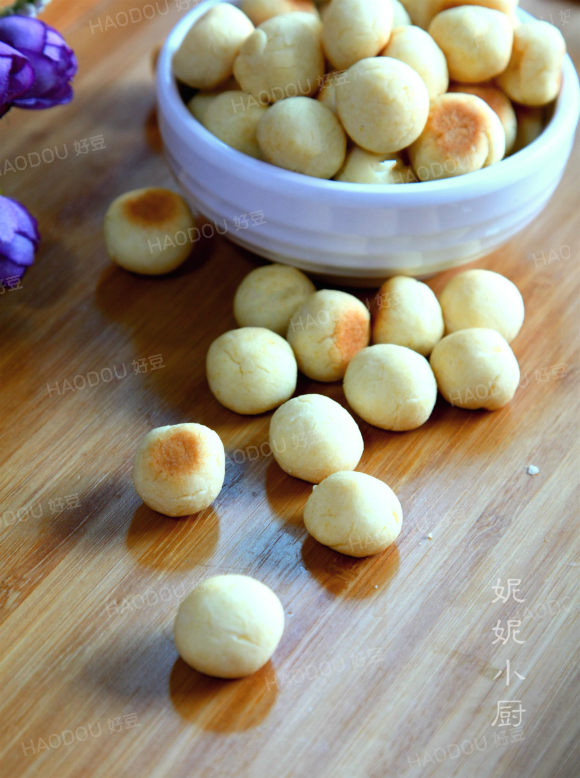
(133, 423, 225, 517)
(449, 82, 517, 154)
(405, 0, 518, 29)
(234, 264, 316, 335)
(203, 90, 268, 158)
(207, 327, 297, 414)
(430, 328, 520, 410)
(512, 105, 546, 153)
(496, 21, 566, 107)
(186, 77, 240, 124)
(335, 147, 417, 184)
(187, 91, 218, 125)
(439, 269, 524, 342)
(316, 70, 347, 114)
(173, 4, 254, 89)
(269, 394, 364, 483)
(304, 471, 403, 557)
(104, 188, 195, 275)
(174, 575, 284, 678)
(257, 97, 346, 179)
(322, 0, 393, 70)
(234, 14, 324, 104)
(344, 344, 437, 431)
(241, 0, 318, 26)
(399, 0, 433, 28)
(382, 25, 448, 100)
(373, 276, 444, 356)
(408, 93, 505, 181)
(287, 289, 370, 382)
(428, 6, 513, 83)
(336, 57, 429, 154)
(392, 0, 411, 27)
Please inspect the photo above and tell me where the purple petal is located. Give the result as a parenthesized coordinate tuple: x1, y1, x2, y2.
(0, 17, 47, 54)
(0, 196, 40, 279)
(8, 197, 40, 242)
(0, 17, 77, 111)
(14, 82, 73, 109)
(0, 257, 26, 287)
(0, 40, 35, 105)
(0, 233, 36, 266)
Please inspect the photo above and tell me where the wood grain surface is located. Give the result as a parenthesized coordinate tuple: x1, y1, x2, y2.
(0, 1, 578, 777)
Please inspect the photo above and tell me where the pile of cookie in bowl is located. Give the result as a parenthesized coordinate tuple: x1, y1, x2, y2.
(174, 0, 566, 183)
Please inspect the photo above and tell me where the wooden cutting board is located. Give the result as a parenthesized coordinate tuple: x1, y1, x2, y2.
(0, 1, 578, 776)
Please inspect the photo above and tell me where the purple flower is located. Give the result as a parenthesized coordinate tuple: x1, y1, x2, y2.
(0, 39, 34, 116)
(0, 16, 77, 110)
(0, 195, 40, 287)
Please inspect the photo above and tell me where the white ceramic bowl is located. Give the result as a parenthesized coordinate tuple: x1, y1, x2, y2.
(157, 0, 580, 282)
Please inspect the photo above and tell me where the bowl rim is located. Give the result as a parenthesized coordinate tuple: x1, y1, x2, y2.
(157, 0, 580, 204)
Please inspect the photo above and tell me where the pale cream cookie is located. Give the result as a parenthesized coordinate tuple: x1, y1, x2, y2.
(234, 264, 316, 335)
(382, 25, 448, 100)
(257, 97, 346, 178)
(336, 57, 429, 154)
(304, 471, 403, 557)
(206, 327, 297, 414)
(344, 344, 438, 431)
(428, 6, 514, 83)
(174, 575, 284, 678)
(321, 0, 393, 70)
(173, 4, 254, 89)
(234, 13, 325, 103)
(439, 268, 524, 342)
(372, 276, 444, 356)
(430, 328, 520, 410)
(269, 394, 364, 483)
(496, 20, 566, 106)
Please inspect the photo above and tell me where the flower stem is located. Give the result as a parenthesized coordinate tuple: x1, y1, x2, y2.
(0, 0, 51, 18)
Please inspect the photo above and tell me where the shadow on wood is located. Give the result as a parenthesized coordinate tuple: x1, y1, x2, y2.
(301, 537, 401, 600)
(126, 503, 220, 572)
(169, 658, 278, 732)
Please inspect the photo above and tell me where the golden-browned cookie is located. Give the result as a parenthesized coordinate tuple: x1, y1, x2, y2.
(287, 289, 370, 381)
(449, 82, 517, 153)
(132, 423, 225, 516)
(104, 188, 195, 275)
(408, 93, 505, 181)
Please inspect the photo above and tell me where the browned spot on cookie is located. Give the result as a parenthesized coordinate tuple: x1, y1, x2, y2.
(450, 83, 511, 126)
(150, 429, 201, 476)
(430, 96, 484, 156)
(123, 189, 180, 227)
(334, 308, 370, 365)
